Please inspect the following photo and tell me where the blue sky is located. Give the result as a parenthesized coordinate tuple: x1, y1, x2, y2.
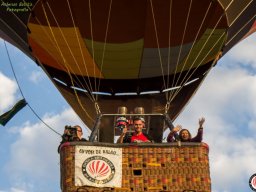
(0, 32, 256, 192)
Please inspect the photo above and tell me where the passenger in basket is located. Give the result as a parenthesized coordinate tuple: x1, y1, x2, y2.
(167, 117, 205, 142)
(58, 125, 87, 153)
(74, 125, 87, 141)
(62, 125, 87, 142)
(117, 117, 154, 143)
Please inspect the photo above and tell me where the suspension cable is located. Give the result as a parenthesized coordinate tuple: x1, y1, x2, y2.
(31, 15, 95, 105)
(225, 12, 256, 46)
(20, 1, 92, 135)
(166, 0, 173, 101)
(96, 0, 113, 101)
(228, 0, 254, 27)
(3, 41, 62, 137)
(41, 2, 94, 122)
(149, 0, 167, 91)
(170, 0, 193, 99)
(168, 12, 225, 104)
(45, 1, 96, 103)
(32, 16, 99, 127)
(169, 0, 212, 101)
(169, 32, 226, 103)
(66, 0, 97, 99)
(88, 0, 97, 93)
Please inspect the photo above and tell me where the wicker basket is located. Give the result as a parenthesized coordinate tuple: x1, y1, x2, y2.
(60, 142, 210, 192)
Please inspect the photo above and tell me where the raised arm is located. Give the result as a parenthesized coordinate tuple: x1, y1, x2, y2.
(117, 127, 128, 143)
(167, 125, 182, 142)
(191, 117, 205, 142)
(199, 117, 205, 129)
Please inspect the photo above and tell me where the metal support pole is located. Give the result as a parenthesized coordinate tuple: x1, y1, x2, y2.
(164, 113, 180, 142)
(164, 113, 174, 131)
(89, 114, 102, 142)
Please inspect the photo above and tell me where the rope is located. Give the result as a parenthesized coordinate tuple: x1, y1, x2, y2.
(44, 2, 96, 103)
(38, 2, 94, 104)
(167, 1, 213, 104)
(96, 0, 113, 100)
(41, 2, 94, 122)
(32, 15, 96, 109)
(3, 41, 62, 137)
(227, 0, 254, 26)
(166, 0, 173, 101)
(66, 0, 95, 97)
(172, 49, 223, 119)
(225, 12, 256, 46)
(170, 31, 226, 103)
(168, 12, 225, 103)
(88, 0, 97, 92)
(32, 15, 98, 131)
(14, 0, 254, 121)
(170, 0, 193, 95)
(149, 0, 167, 91)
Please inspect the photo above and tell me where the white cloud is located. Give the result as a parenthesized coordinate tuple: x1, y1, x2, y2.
(4, 108, 89, 192)
(223, 34, 256, 70)
(10, 188, 26, 192)
(0, 179, 34, 192)
(29, 71, 44, 84)
(10, 186, 31, 192)
(0, 72, 18, 113)
(176, 56, 256, 191)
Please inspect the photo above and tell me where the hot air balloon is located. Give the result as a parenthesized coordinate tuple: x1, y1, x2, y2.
(1, 0, 256, 191)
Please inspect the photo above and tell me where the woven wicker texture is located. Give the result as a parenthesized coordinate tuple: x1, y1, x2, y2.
(60, 142, 210, 192)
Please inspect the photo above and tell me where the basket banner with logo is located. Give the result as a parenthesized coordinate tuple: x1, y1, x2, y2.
(75, 146, 122, 188)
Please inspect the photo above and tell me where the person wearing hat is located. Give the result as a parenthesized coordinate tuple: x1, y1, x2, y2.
(117, 117, 154, 143)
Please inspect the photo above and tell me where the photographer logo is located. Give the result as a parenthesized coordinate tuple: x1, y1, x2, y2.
(249, 173, 256, 191)
(82, 156, 115, 184)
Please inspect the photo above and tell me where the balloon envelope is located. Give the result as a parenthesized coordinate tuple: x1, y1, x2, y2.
(0, 0, 255, 134)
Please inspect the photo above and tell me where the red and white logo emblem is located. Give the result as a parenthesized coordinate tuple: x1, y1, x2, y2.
(82, 156, 115, 184)
(249, 174, 256, 191)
